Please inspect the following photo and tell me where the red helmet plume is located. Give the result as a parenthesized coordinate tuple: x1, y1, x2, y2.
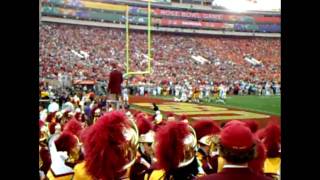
(54, 131, 78, 154)
(136, 115, 153, 135)
(192, 120, 220, 140)
(82, 111, 138, 180)
(63, 118, 83, 137)
(155, 121, 196, 171)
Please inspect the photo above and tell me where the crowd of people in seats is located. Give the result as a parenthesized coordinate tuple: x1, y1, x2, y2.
(40, 23, 280, 91)
(39, 87, 281, 180)
(39, 22, 280, 179)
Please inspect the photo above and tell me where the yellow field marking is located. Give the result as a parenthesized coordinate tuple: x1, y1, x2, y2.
(132, 102, 270, 120)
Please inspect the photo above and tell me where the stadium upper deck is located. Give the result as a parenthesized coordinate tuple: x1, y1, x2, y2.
(40, 0, 280, 37)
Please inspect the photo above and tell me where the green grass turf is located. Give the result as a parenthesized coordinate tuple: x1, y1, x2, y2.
(203, 95, 281, 116)
(146, 95, 281, 116)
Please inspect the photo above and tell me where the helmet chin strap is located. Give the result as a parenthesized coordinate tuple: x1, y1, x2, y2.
(121, 156, 137, 171)
(178, 156, 195, 168)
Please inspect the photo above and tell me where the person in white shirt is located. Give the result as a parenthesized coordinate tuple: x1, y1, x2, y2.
(205, 84, 211, 98)
(175, 84, 181, 97)
(139, 86, 145, 96)
(152, 85, 157, 96)
(147, 86, 152, 95)
(188, 85, 193, 101)
(257, 84, 263, 96)
(174, 86, 188, 102)
(157, 86, 162, 96)
(48, 99, 60, 113)
(40, 107, 48, 122)
(199, 84, 205, 101)
(122, 86, 129, 105)
(274, 82, 281, 95)
(265, 82, 271, 96)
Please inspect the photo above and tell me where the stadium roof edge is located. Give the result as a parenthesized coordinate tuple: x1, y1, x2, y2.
(96, 0, 280, 16)
(41, 16, 280, 38)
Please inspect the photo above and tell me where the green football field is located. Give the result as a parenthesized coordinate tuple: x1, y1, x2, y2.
(150, 95, 281, 116)
(205, 95, 281, 116)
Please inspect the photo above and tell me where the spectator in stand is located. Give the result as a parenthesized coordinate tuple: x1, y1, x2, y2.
(40, 23, 280, 89)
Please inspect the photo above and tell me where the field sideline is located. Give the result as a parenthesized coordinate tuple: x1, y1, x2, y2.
(143, 95, 281, 116)
(129, 95, 280, 128)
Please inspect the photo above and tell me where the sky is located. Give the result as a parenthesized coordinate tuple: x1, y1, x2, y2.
(213, 0, 281, 12)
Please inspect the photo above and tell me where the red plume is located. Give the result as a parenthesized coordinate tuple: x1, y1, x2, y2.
(147, 115, 154, 122)
(179, 114, 188, 121)
(83, 111, 131, 180)
(244, 120, 259, 133)
(136, 115, 153, 134)
(263, 123, 281, 157)
(224, 120, 245, 128)
(255, 128, 266, 140)
(133, 111, 142, 118)
(136, 112, 146, 120)
(192, 120, 220, 140)
(55, 131, 77, 154)
(155, 121, 189, 171)
(166, 112, 175, 117)
(63, 118, 83, 137)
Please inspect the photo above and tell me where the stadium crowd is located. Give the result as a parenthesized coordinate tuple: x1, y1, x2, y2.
(40, 23, 280, 94)
(39, 87, 281, 180)
(39, 23, 281, 179)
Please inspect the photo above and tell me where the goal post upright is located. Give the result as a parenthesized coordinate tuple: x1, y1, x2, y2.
(147, 0, 152, 74)
(125, 5, 129, 75)
(125, 0, 152, 76)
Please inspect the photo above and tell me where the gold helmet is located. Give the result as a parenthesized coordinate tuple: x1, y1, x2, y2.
(178, 125, 198, 168)
(155, 121, 198, 170)
(121, 117, 139, 170)
(192, 120, 221, 155)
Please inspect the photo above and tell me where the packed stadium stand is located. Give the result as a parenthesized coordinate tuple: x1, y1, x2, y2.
(39, 0, 281, 180)
(40, 23, 280, 84)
